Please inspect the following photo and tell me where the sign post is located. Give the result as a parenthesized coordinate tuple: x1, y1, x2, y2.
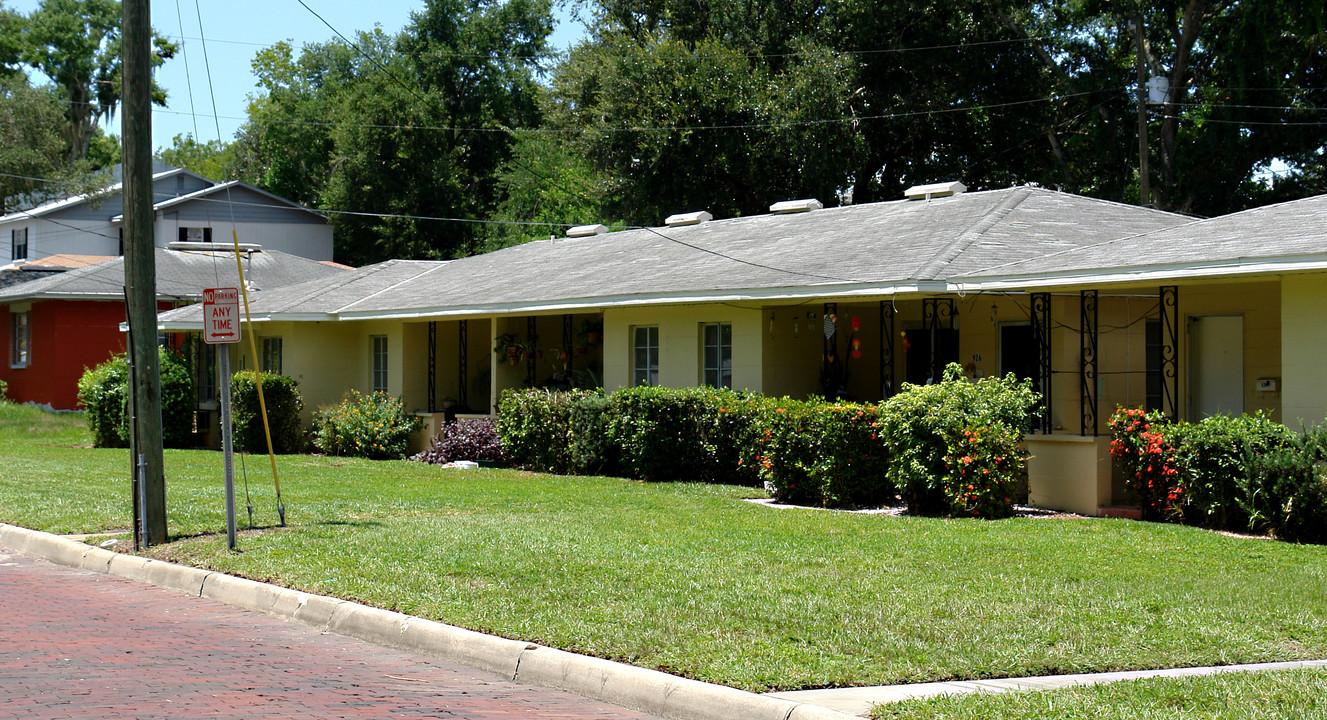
(203, 288, 242, 550)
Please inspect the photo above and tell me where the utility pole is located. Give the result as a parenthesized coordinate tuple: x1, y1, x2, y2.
(1132, 14, 1151, 207)
(123, 0, 167, 546)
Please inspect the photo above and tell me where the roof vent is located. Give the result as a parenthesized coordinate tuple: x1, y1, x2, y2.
(904, 181, 967, 200)
(168, 241, 261, 253)
(664, 210, 712, 227)
(565, 224, 608, 238)
(770, 199, 823, 214)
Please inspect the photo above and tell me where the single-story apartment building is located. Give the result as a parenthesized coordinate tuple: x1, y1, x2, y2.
(155, 184, 1327, 515)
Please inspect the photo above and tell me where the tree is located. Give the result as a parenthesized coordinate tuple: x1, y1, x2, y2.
(16, 0, 176, 164)
(156, 132, 248, 184)
(237, 0, 555, 265)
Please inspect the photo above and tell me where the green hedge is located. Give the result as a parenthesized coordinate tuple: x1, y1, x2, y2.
(1109, 407, 1327, 544)
(755, 399, 891, 508)
(231, 371, 305, 454)
(75, 349, 196, 448)
(496, 388, 597, 474)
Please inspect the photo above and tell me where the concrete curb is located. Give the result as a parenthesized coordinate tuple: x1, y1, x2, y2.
(0, 523, 860, 720)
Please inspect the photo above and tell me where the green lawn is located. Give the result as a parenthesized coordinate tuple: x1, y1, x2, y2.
(873, 668, 1327, 719)
(2, 401, 1326, 694)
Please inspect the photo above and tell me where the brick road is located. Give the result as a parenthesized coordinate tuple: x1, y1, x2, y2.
(0, 547, 663, 719)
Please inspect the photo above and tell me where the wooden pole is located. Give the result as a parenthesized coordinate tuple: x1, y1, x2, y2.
(122, 0, 167, 545)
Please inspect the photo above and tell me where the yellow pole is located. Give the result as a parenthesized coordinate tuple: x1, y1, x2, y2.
(230, 230, 285, 525)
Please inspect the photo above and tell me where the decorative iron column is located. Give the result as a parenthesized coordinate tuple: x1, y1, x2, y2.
(526, 316, 538, 387)
(1160, 285, 1180, 420)
(922, 297, 954, 383)
(427, 321, 437, 413)
(458, 320, 469, 409)
(879, 300, 895, 398)
(1080, 290, 1099, 436)
(1031, 292, 1052, 434)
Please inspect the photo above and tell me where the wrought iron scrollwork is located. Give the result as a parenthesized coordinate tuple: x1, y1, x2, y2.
(1080, 290, 1099, 436)
(428, 321, 437, 413)
(1160, 285, 1179, 420)
(1031, 292, 1052, 434)
(880, 300, 895, 399)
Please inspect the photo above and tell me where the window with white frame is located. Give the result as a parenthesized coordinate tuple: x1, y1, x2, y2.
(12, 228, 28, 261)
(179, 227, 213, 243)
(632, 326, 659, 387)
(10, 310, 30, 367)
(371, 335, 388, 392)
(261, 337, 282, 374)
(702, 322, 732, 389)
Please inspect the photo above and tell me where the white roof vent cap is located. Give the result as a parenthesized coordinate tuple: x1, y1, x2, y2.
(664, 210, 712, 227)
(770, 199, 823, 214)
(905, 181, 967, 200)
(565, 224, 609, 238)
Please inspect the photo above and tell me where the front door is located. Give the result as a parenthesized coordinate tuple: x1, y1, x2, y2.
(1189, 315, 1243, 419)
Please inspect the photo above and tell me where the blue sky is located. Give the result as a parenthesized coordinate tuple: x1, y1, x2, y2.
(9, 0, 586, 151)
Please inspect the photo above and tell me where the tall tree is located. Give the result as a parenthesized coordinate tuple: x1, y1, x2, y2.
(237, 0, 554, 265)
(16, 0, 176, 164)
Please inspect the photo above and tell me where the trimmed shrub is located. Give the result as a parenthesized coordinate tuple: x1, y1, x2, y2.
(76, 349, 196, 448)
(412, 417, 505, 465)
(231, 371, 305, 454)
(881, 364, 1039, 518)
(77, 354, 130, 448)
(569, 393, 616, 475)
(1170, 412, 1293, 530)
(313, 389, 420, 460)
(605, 385, 744, 482)
(1108, 407, 1182, 522)
(756, 399, 891, 508)
(1241, 428, 1327, 544)
(496, 388, 596, 473)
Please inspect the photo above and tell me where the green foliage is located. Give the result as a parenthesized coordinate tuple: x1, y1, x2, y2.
(1241, 428, 1327, 545)
(605, 385, 723, 482)
(75, 349, 194, 448)
(755, 399, 891, 508)
(1170, 413, 1293, 529)
(568, 392, 615, 475)
(0, 377, 7, 399)
(76, 353, 128, 448)
(11, 0, 177, 164)
(156, 133, 240, 182)
(230, 371, 305, 454)
(313, 389, 420, 460)
(880, 364, 1039, 518)
(495, 388, 595, 474)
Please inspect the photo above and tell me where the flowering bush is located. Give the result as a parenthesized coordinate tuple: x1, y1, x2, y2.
(942, 426, 1022, 518)
(1108, 407, 1182, 521)
(314, 390, 420, 460)
(880, 364, 1038, 518)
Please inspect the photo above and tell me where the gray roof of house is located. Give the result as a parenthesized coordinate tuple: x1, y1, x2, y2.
(344, 186, 1188, 316)
(0, 247, 349, 303)
(0, 267, 63, 290)
(156, 186, 1197, 326)
(956, 193, 1327, 286)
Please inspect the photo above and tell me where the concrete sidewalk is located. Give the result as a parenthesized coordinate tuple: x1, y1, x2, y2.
(767, 660, 1327, 716)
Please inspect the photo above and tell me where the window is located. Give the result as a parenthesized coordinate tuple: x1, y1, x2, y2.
(1145, 319, 1163, 411)
(178, 227, 213, 243)
(702, 322, 732, 389)
(12, 228, 27, 261)
(9, 311, 30, 367)
(632, 326, 659, 387)
(261, 337, 282, 374)
(371, 335, 388, 392)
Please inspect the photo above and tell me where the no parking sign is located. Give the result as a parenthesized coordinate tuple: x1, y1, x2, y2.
(203, 287, 241, 344)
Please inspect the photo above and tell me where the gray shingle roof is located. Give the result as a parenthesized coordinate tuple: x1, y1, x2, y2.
(157, 186, 1201, 326)
(959, 193, 1327, 282)
(0, 247, 349, 303)
(338, 187, 1189, 317)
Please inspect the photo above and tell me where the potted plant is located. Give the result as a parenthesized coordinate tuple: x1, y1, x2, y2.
(494, 333, 522, 365)
(579, 318, 603, 345)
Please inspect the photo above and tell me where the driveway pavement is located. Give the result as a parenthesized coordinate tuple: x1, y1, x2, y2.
(0, 547, 662, 719)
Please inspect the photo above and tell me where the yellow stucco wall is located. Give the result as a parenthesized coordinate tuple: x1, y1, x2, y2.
(1281, 273, 1327, 428)
(603, 305, 762, 393)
